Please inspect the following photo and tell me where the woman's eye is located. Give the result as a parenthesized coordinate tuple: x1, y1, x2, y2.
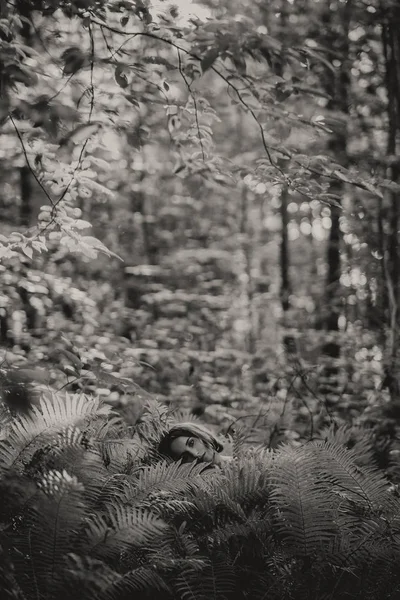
(188, 438, 194, 447)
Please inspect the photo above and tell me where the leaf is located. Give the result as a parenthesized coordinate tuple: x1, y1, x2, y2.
(0, 392, 111, 472)
(21, 245, 33, 260)
(115, 65, 129, 89)
(142, 56, 177, 71)
(0, 246, 17, 260)
(120, 15, 129, 26)
(232, 53, 247, 76)
(80, 236, 123, 260)
(72, 219, 92, 230)
(201, 48, 220, 73)
(362, 181, 384, 199)
(9, 64, 38, 86)
(56, 349, 83, 372)
(332, 169, 352, 184)
(61, 47, 86, 76)
(59, 122, 102, 148)
(163, 81, 170, 91)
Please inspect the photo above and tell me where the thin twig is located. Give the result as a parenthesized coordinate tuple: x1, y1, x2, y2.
(177, 48, 205, 160)
(9, 114, 55, 207)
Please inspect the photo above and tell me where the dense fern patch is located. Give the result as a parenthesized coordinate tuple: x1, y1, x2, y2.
(0, 392, 400, 600)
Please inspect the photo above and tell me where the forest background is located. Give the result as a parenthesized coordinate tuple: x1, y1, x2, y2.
(1, 0, 400, 457)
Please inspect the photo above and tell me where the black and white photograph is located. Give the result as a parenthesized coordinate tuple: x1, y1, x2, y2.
(1, 0, 400, 598)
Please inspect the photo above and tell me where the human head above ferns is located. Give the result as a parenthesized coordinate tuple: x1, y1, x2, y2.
(158, 421, 232, 466)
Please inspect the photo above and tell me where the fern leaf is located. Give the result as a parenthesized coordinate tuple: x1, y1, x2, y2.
(311, 440, 398, 513)
(190, 482, 248, 529)
(123, 460, 206, 506)
(7, 470, 86, 599)
(212, 452, 273, 510)
(83, 506, 168, 561)
(0, 402, 12, 439)
(67, 554, 170, 600)
(0, 392, 111, 473)
(319, 424, 377, 467)
(99, 438, 146, 474)
(0, 543, 28, 600)
(270, 446, 338, 555)
(175, 558, 236, 600)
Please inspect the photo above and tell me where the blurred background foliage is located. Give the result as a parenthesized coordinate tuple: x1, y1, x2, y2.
(1, 0, 400, 466)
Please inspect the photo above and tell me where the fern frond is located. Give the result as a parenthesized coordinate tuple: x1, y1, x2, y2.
(175, 558, 236, 600)
(0, 402, 12, 439)
(319, 424, 376, 467)
(168, 408, 200, 425)
(0, 472, 39, 521)
(7, 470, 87, 599)
(83, 505, 169, 562)
(99, 437, 147, 474)
(123, 460, 207, 506)
(0, 392, 112, 473)
(270, 446, 338, 555)
(0, 543, 28, 600)
(209, 511, 273, 554)
(135, 399, 171, 445)
(99, 567, 170, 600)
(211, 453, 273, 510)
(65, 554, 170, 600)
(310, 440, 398, 513)
(83, 415, 126, 442)
(145, 495, 196, 521)
(231, 427, 250, 459)
(189, 482, 248, 531)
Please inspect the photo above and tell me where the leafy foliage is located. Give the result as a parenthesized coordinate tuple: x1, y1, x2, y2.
(2, 0, 400, 596)
(1, 389, 400, 599)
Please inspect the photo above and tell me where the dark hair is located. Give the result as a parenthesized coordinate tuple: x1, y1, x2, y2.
(158, 422, 224, 459)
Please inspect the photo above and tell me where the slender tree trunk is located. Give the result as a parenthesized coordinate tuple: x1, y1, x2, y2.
(320, 0, 352, 352)
(381, 5, 400, 400)
(20, 165, 33, 226)
(314, 0, 352, 407)
(280, 184, 291, 313)
(239, 182, 256, 353)
(131, 171, 158, 264)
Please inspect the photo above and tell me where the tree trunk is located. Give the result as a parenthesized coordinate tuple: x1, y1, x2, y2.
(320, 0, 352, 351)
(20, 165, 33, 226)
(131, 171, 158, 264)
(381, 5, 400, 400)
(280, 183, 291, 313)
(315, 0, 352, 406)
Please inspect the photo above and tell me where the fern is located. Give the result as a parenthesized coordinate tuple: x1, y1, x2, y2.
(6, 469, 87, 600)
(211, 452, 273, 510)
(319, 424, 377, 467)
(123, 460, 208, 506)
(0, 543, 27, 600)
(0, 393, 111, 473)
(2, 388, 400, 600)
(82, 505, 169, 562)
(310, 439, 399, 514)
(175, 558, 236, 600)
(65, 554, 171, 600)
(270, 445, 339, 556)
(0, 402, 12, 440)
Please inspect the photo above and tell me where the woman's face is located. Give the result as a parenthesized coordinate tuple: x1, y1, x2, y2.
(169, 435, 216, 463)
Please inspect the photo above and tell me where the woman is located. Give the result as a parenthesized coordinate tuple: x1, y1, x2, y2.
(158, 422, 232, 466)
